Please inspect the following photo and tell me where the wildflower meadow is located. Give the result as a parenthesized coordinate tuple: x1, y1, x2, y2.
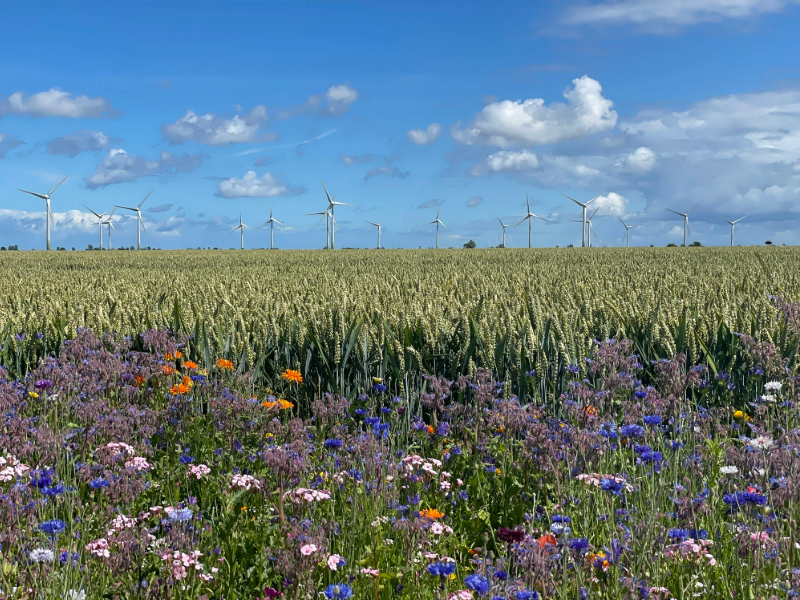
(2, 251, 800, 599)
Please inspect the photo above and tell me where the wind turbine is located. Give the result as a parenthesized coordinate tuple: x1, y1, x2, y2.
(725, 216, 746, 247)
(321, 181, 356, 250)
(572, 209, 601, 247)
(618, 217, 641, 248)
(424, 206, 447, 249)
(231, 212, 249, 250)
(665, 202, 701, 247)
(257, 205, 284, 250)
(18, 175, 68, 251)
(515, 194, 550, 248)
(307, 208, 332, 249)
(116, 191, 151, 250)
(563, 193, 599, 248)
(101, 209, 117, 250)
(496, 215, 509, 247)
(83, 204, 110, 250)
(365, 220, 384, 249)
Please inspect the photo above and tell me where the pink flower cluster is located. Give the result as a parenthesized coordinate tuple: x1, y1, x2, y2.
(663, 538, 716, 566)
(287, 488, 332, 503)
(401, 454, 442, 477)
(327, 554, 345, 570)
(230, 473, 262, 491)
(125, 456, 153, 472)
(105, 442, 135, 456)
(160, 549, 216, 581)
(0, 455, 30, 482)
(86, 538, 111, 558)
(429, 521, 454, 535)
(448, 591, 473, 600)
(187, 464, 211, 479)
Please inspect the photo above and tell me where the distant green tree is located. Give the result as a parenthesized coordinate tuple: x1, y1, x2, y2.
(667, 243, 677, 247)
(690, 241, 702, 247)
(463, 240, 477, 249)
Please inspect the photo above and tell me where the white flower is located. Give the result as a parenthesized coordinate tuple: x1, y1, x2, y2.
(383, 538, 394, 545)
(65, 591, 87, 600)
(719, 466, 738, 475)
(764, 381, 782, 392)
(760, 394, 776, 403)
(751, 436, 775, 450)
(29, 548, 55, 563)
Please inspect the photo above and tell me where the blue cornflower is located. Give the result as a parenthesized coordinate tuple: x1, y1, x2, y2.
(667, 528, 689, 541)
(168, 508, 194, 523)
(633, 390, 648, 399)
(643, 415, 662, 425)
(464, 574, 490, 595)
(354, 409, 367, 417)
(427, 562, 456, 577)
(381, 407, 392, 414)
(551, 515, 571, 523)
(323, 584, 353, 599)
(600, 478, 625, 495)
(373, 383, 387, 393)
(723, 491, 767, 508)
(437, 422, 450, 436)
(515, 592, 538, 600)
(89, 478, 110, 489)
(324, 439, 343, 450)
(493, 570, 508, 580)
(689, 528, 709, 539)
(364, 417, 380, 427)
(570, 537, 590, 551)
(39, 519, 66, 535)
(620, 424, 644, 438)
(179, 455, 194, 464)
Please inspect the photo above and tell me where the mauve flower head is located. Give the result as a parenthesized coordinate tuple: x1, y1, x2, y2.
(34, 379, 53, 390)
(498, 527, 524, 543)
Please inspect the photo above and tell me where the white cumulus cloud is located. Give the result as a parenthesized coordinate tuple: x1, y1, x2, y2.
(47, 130, 113, 157)
(162, 106, 269, 146)
(590, 192, 629, 216)
(622, 147, 656, 173)
(84, 148, 205, 189)
(472, 150, 540, 176)
(0, 88, 118, 118)
(407, 123, 442, 145)
(452, 76, 617, 148)
(216, 171, 305, 199)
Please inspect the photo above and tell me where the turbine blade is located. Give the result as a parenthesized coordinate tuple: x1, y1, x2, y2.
(585, 195, 600, 205)
(665, 209, 683, 216)
(321, 181, 333, 203)
(562, 193, 584, 207)
(140, 216, 146, 232)
(18, 189, 48, 200)
(687, 201, 702, 215)
(514, 216, 529, 227)
(115, 206, 138, 211)
(526, 193, 530, 213)
(273, 219, 284, 226)
(83, 205, 102, 219)
(139, 191, 152, 208)
(48, 175, 69, 196)
(618, 216, 626, 227)
(588, 208, 599, 220)
(440, 221, 447, 229)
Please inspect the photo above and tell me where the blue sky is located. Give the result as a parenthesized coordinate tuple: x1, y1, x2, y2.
(1, 0, 799, 249)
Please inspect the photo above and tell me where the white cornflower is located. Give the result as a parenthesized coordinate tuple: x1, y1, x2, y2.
(29, 548, 55, 563)
(751, 435, 775, 450)
(760, 394, 776, 403)
(764, 381, 782, 392)
(719, 466, 738, 475)
(65, 591, 87, 600)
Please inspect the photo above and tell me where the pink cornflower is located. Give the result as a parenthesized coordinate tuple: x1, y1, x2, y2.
(300, 544, 318, 556)
(86, 538, 111, 558)
(125, 456, 153, 472)
(187, 464, 211, 479)
(327, 554, 345, 570)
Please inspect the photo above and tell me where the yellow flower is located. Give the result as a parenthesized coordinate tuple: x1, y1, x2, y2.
(281, 369, 303, 384)
(241, 506, 247, 511)
(733, 410, 744, 419)
(372, 377, 383, 383)
(496, 468, 501, 475)
(29, 391, 38, 399)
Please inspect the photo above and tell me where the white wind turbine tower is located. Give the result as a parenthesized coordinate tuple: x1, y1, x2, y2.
(231, 212, 249, 250)
(666, 202, 701, 247)
(18, 175, 68, 251)
(725, 216, 746, 247)
(321, 181, 356, 250)
(307, 208, 332, 249)
(257, 205, 284, 250)
(101, 209, 117, 249)
(83, 204, 110, 250)
(515, 194, 550, 248)
(572, 208, 601, 248)
(618, 217, 641, 248)
(365, 220, 384, 249)
(496, 215, 509, 247)
(563, 193, 599, 248)
(424, 206, 447, 249)
(116, 191, 151, 250)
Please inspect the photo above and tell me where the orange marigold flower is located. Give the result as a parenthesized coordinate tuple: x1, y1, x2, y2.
(135, 375, 146, 387)
(281, 369, 303, 384)
(427, 425, 434, 435)
(182, 360, 198, 369)
(261, 399, 295, 410)
(162, 365, 176, 375)
(170, 383, 190, 395)
(584, 405, 598, 416)
(182, 375, 194, 388)
(216, 359, 234, 370)
(537, 534, 557, 548)
(419, 509, 444, 519)
(164, 351, 183, 361)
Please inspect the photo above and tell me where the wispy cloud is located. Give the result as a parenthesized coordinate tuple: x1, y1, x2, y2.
(233, 129, 337, 157)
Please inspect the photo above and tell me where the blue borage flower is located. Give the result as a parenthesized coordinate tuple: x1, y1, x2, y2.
(323, 584, 352, 599)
